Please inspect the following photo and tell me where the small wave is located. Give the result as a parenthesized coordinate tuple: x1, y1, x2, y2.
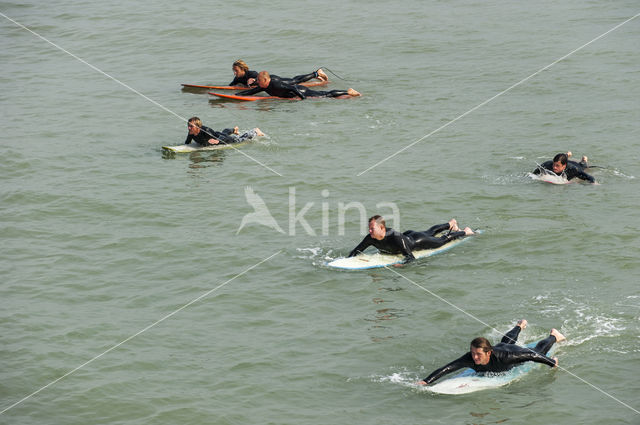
(295, 246, 338, 266)
(611, 169, 634, 179)
(371, 367, 423, 388)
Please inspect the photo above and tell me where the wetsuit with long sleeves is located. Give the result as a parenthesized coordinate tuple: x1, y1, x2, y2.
(532, 160, 595, 183)
(184, 126, 245, 146)
(237, 75, 348, 100)
(347, 224, 467, 263)
(230, 70, 319, 87)
(229, 70, 259, 87)
(422, 325, 557, 385)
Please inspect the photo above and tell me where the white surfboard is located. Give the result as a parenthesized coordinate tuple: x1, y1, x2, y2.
(528, 171, 571, 185)
(327, 232, 478, 270)
(162, 141, 250, 153)
(425, 341, 556, 395)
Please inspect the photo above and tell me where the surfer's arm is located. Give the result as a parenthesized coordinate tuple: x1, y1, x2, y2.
(291, 85, 306, 100)
(236, 86, 263, 96)
(348, 236, 372, 257)
(184, 134, 194, 145)
(422, 354, 473, 385)
(532, 161, 553, 175)
(213, 132, 237, 145)
(574, 170, 595, 183)
(395, 233, 415, 263)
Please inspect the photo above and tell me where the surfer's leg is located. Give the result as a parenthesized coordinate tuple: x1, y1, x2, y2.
(410, 231, 453, 249)
(290, 71, 319, 84)
(237, 129, 260, 142)
(500, 320, 527, 344)
(316, 69, 328, 81)
(300, 88, 360, 98)
(533, 329, 565, 355)
(424, 223, 451, 236)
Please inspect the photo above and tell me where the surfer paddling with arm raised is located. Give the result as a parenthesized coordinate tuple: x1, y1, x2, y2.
(532, 152, 597, 184)
(347, 216, 474, 265)
(416, 320, 565, 386)
(236, 71, 361, 99)
(229, 59, 329, 87)
(184, 117, 264, 146)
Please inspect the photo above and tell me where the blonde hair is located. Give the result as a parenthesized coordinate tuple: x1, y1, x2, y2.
(232, 59, 249, 73)
(187, 117, 202, 128)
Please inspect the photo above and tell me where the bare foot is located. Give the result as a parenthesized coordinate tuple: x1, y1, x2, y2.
(233, 126, 239, 135)
(581, 155, 588, 165)
(448, 218, 459, 232)
(552, 357, 559, 367)
(517, 319, 528, 329)
(347, 88, 361, 97)
(416, 380, 427, 386)
(566, 151, 572, 158)
(316, 68, 328, 82)
(550, 328, 566, 343)
(254, 128, 265, 137)
(463, 227, 474, 236)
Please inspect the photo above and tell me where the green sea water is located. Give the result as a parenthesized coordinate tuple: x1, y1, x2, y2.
(1, 1, 639, 424)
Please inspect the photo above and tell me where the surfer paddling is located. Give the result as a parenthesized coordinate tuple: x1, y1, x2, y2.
(416, 320, 565, 386)
(348, 216, 474, 264)
(229, 59, 328, 87)
(236, 71, 360, 100)
(531, 152, 596, 183)
(184, 117, 264, 146)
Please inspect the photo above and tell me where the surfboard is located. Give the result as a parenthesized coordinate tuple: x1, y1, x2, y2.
(528, 172, 571, 185)
(209, 92, 289, 101)
(182, 80, 328, 90)
(326, 231, 478, 270)
(425, 341, 556, 395)
(162, 140, 250, 153)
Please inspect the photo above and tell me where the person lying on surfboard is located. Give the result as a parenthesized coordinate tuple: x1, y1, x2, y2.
(229, 59, 328, 87)
(416, 320, 565, 386)
(347, 215, 473, 264)
(184, 117, 264, 146)
(236, 71, 361, 100)
(531, 152, 596, 183)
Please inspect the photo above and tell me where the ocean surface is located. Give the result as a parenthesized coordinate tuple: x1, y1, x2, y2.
(1, 1, 639, 424)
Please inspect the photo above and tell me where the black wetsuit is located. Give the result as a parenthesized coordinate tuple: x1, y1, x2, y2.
(184, 126, 238, 146)
(237, 75, 348, 100)
(230, 70, 318, 87)
(229, 70, 259, 87)
(422, 325, 557, 384)
(532, 160, 595, 183)
(347, 224, 467, 263)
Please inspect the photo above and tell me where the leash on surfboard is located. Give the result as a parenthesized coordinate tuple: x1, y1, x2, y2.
(319, 67, 362, 82)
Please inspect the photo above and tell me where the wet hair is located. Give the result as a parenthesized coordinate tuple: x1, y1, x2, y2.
(187, 117, 202, 128)
(553, 153, 568, 165)
(368, 215, 386, 228)
(470, 337, 492, 353)
(233, 59, 249, 73)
